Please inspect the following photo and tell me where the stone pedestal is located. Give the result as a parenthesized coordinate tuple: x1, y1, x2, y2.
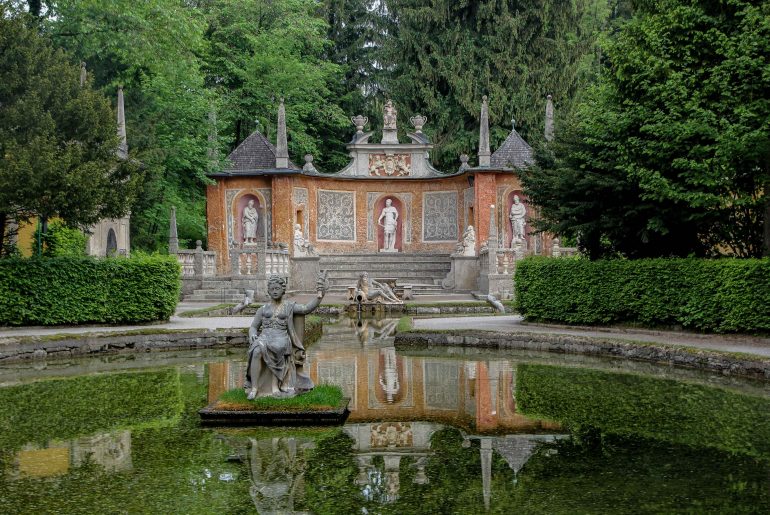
(442, 255, 479, 291)
(290, 255, 321, 292)
(379, 248, 398, 253)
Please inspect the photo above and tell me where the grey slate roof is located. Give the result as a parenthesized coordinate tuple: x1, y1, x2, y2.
(491, 129, 534, 170)
(224, 130, 298, 171)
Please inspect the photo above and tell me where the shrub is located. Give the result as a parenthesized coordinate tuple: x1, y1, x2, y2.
(0, 255, 180, 325)
(515, 257, 770, 333)
(34, 220, 88, 257)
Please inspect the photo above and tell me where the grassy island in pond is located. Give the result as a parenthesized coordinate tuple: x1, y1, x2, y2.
(213, 384, 345, 412)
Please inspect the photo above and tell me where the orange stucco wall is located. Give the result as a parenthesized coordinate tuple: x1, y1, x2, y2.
(207, 171, 529, 273)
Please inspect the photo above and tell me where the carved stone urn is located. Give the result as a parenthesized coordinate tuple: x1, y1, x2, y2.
(409, 114, 427, 133)
(351, 115, 369, 134)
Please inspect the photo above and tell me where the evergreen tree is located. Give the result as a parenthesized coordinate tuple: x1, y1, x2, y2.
(0, 9, 139, 256)
(383, 0, 607, 169)
(523, 0, 770, 258)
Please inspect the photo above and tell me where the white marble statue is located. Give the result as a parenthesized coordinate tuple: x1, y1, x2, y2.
(293, 223, 314, 256)
(242, 199, 259, 244)
(461, 225, 476, 256)
(355, 271, 402, 304)
(509, 195, 526, 245)
(383, 100, 398, 130)
(378, 198, 399, 252)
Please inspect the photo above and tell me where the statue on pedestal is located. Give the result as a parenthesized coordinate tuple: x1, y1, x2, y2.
(245, 272, 328, 399)
(355, 272, 402, 304)
(242, 199, 259, 245)
(378, 199, 399, 252)
(460, 225, 476, 256)
(293, 223, 315, 257)
(509, 195, 526, 246)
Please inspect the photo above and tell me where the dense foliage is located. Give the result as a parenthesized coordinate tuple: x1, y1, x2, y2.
(0, 255, 180, 325)
(522, 0, 770, 258)
(0, 8, 140, 256)
(516, 363, 770, 460)
(515, 257, 770, 332)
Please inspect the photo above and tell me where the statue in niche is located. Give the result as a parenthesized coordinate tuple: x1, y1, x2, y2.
(242, 199, 259, 245)
(378, 198, 399, 252)
(293, 223, 315, 257)
(509, 195, 526, 245)
(460, 225, 476, 256)
(245, 272, 328, 399)
(383, 100, 398, 130)
(355, 271, 402, 304)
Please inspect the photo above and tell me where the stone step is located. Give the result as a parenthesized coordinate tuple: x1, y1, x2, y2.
(319, 253, 451, 262)
(192, 288, 242, 296)
(183, 293, 246, 303)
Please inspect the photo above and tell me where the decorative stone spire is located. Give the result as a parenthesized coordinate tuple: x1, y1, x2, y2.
(168, 206, 179, 254)
(79, 62, 87, 87)
(545, 94, 555, 142)
(275, 98, 289, 168)
(488, 204, 498, 249)
(478, 96, 491, 167)
(117, 86, 128, 160)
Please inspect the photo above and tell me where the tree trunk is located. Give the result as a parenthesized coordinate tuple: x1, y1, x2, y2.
(27, 0, 42, 17)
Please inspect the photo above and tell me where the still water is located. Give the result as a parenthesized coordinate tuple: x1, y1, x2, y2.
(1, 318, 769, 514)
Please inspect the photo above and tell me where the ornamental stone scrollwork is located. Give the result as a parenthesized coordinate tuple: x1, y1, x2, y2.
(369, 154, 411, 177)
(317, 190, 355, 241)
(422, 191, 458, 242)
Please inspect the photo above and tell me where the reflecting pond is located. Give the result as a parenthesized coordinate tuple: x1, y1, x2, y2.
(1, 318, 769, 514)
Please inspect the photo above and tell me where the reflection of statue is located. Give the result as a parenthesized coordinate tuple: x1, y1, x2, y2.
(461, 225, 476, 256)
(245, 273, 327, 399)
(355, 272, 401, 304)
(509, 195, 526, 244)
(379, 348, 400, 403)
(293, 223, 315, 257)
(242, 199, 259, 244)
(383, 100, 397, 130)
(378, 199, 399, 252)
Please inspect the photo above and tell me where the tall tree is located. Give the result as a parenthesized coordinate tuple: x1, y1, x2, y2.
(383, 0, 608, 169)
(523, 0, 770, 258)
(0, 9, 139, 256)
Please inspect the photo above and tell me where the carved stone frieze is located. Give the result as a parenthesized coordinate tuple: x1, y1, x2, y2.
(317, 190, 355, 241)
(422, 191, 458, 242)
(369, 154, 411, 177)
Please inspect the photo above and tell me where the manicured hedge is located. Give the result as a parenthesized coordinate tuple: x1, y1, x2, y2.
(515, 257, 770, 333)
(0, 255, 180, 325)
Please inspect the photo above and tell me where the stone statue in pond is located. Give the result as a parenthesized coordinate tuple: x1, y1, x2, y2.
(245, 272, 328, 399)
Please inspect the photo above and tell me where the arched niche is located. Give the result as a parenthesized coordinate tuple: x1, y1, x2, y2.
(504, 190, 530, 249)
(232, 191, 267, 246)
(374, 195, 404, 252)
(106, 228, 117, 257)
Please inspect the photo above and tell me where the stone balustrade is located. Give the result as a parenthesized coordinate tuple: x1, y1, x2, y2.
(177, 240, 216, 278)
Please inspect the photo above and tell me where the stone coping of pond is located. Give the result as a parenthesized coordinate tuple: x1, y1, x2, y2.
(394, 330, 770, 381)
(199, 397, 351, 426)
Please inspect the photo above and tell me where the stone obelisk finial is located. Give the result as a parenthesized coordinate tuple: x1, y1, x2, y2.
(168, 206, 179, 254)
(488, 203, 498, 249)
(478, 95, 491, 167)
(545, 94, 555, 142)
(79, 62, 87, 87)
(275, 98, 289, 169)
(117, 85, 128, 160)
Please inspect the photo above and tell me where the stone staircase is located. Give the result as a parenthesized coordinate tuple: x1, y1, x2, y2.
(319, 253, 452, 296)
(182, 277, 253, 303)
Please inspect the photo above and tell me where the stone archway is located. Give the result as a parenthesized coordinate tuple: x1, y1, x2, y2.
(232, 191, 267, 246)
(106, 228, 117, 257)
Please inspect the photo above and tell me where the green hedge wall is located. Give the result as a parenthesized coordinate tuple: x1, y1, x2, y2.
(0, 256, 180, 325)
(515, 257, 770, 333)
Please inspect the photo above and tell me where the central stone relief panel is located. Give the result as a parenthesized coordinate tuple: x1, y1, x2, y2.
(369, 153, 411, 177)
(317, 189, 356, 241)
(422, 191, 458, 242)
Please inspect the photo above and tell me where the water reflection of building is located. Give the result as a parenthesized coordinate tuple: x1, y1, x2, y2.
(7, 430, 132, 479)
(207, 344, 560, 434)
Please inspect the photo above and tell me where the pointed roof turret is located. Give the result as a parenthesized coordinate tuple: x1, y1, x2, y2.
(491, 116, 534, 170)
(478, 96, 491, 167)
(117, 86, 128, 160)
(275, 98, 289, 169)
(545, 94, 554, 142)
